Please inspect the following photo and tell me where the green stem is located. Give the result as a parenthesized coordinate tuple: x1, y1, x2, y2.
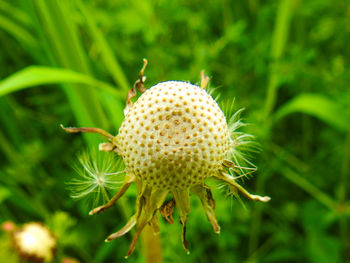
(250, 0, 295, 255)
(263, 0, 294, 119)
(141, 225, 163, 263)
(281, 168, 337, 211)
(269, 143, 310, 173)
(248, 0, 295, 253)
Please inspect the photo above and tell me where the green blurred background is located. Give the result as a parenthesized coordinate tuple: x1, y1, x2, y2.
(0, 0, 349, 262)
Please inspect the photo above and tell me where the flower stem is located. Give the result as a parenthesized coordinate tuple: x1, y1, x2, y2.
(141, 225, 163, 263)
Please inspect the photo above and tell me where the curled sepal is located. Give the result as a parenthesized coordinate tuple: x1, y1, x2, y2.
(124, 58, 148, 116)
(160, 199, 175, 224)
(61, 125, 119, 155)
(172, 189, 191, 254)
(89, 173, 135, 215)
(105, 215, 137, 241)
(60, 125, 115, 141)
(216, 170, 271, 202)
(125, 188, 168, 258)
(191, 184, 220, 233)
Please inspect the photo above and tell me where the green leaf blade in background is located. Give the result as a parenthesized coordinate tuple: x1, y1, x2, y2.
(76, 0, 130, 94)
(32, 0, 110, 138)
(0, 66, 122, 98)
(0, 14, 37, 49)
(274, 93, 348, 132)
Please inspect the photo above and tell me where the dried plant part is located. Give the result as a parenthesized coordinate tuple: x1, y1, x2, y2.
(61, 60, 270, 257)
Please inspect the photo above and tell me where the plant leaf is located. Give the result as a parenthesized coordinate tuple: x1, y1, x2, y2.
(0, 14, 37, 48)
(77, 0, 130, 93)
(0, 66, 123, 98)
(274, 93, 348, 132)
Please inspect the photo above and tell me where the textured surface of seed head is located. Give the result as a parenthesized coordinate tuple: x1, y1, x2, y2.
(117, 81, 230, 189)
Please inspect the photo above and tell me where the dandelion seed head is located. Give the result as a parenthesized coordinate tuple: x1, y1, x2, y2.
(68, 150, 124, 206)
(63, 66, 270, 257)
(116, 81, 231, 189)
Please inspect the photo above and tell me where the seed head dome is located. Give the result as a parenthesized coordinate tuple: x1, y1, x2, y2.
(117, 81, 230, 190)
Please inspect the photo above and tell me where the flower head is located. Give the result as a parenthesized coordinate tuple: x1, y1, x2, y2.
(62, 60, 270, 258)
(12, 222, 56, 262)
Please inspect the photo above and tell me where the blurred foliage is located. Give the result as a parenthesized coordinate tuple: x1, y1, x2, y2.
(0, 0, 349, 262)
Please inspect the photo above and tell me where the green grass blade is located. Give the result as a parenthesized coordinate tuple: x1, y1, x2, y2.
(77, 0, 130, 94)
(281, 167, 337, 211)
(0, 66, 123, 98)
(0, 13, 37, 48)
(264, 0, 295, 118)
(274, 93, 348, 132)
(0, 1, 33, 27)
(32, 0, 109, 133)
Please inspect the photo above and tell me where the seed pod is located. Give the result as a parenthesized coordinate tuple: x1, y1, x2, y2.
(116, 81, 230, 189)
(62, 60, 270, 258)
